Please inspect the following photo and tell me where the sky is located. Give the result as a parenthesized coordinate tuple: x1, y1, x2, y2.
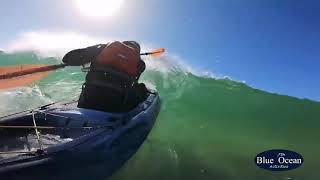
(0, 0, 319, 101)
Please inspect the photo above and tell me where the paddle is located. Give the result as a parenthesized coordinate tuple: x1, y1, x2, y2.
(0, 48, 165, 90)
(140, 48, 165, 57)
(0, 64, 67, 90)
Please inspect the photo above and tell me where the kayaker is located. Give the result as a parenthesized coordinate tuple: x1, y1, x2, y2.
(62, 41, 148, 112)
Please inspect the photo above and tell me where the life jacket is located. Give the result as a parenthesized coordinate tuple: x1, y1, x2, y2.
(95, 41, 140, 77)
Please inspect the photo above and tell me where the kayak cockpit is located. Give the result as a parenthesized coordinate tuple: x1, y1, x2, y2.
(0, 103, 124, 163)
(0, 92, 160, 178)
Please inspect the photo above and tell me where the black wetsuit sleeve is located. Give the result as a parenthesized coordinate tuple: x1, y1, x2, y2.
(62, 44, 107, 66)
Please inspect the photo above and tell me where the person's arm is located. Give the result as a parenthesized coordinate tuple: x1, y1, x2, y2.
(135, 60, 146, 80)
(62, 44, 107, 66)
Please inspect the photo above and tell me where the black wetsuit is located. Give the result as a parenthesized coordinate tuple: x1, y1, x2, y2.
(63, 44, 148, 113)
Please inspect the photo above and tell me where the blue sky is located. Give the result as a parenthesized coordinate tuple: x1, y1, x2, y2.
(0, 0, 319, 101)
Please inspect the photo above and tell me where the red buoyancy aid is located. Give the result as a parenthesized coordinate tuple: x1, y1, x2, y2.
(95, 41, 140, 77)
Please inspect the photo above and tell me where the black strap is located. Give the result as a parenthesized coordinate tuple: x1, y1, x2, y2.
(84, 66, 137, 85)
(83, 81, 125, 93)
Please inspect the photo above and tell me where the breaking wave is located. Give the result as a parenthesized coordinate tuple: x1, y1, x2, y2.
(0, 52, 319, 180)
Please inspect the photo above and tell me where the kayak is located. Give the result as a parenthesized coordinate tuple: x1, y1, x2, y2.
(0, 91, 160, 180)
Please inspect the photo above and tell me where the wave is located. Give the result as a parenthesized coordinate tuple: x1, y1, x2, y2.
(0, 52, 320, 180)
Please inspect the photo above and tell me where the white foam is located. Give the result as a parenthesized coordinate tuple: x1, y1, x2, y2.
(0, 86, 53, 116)
(5, 31, 113, 57)
(3, 30, 228, 79)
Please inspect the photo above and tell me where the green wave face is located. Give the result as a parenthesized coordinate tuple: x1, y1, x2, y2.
(1, 52, 320, 180)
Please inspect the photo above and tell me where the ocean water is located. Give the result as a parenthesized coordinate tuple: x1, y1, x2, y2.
(0, 52, 319, 180)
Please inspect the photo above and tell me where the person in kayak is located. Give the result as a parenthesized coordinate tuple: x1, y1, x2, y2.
(62, 41, 148, 112)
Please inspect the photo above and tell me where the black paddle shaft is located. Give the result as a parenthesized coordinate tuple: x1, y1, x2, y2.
(0, 64, 67, 80)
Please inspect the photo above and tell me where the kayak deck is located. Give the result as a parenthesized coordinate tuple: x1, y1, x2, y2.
(0, 111, 102, 162)
(0, 91, 160, 178)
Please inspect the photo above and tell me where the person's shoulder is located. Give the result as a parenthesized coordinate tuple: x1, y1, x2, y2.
(87, 44, 107, 50)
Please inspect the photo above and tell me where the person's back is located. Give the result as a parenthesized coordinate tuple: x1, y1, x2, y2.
(63, 41, 148, 112)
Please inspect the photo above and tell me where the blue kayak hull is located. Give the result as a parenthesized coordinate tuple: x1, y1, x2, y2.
(0, 92, 161, 180)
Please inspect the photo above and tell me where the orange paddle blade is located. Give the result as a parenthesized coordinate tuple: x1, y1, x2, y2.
(150, 48, 165, 57)
(0, 72, 50, 89)
(0, 64, 65, 90)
